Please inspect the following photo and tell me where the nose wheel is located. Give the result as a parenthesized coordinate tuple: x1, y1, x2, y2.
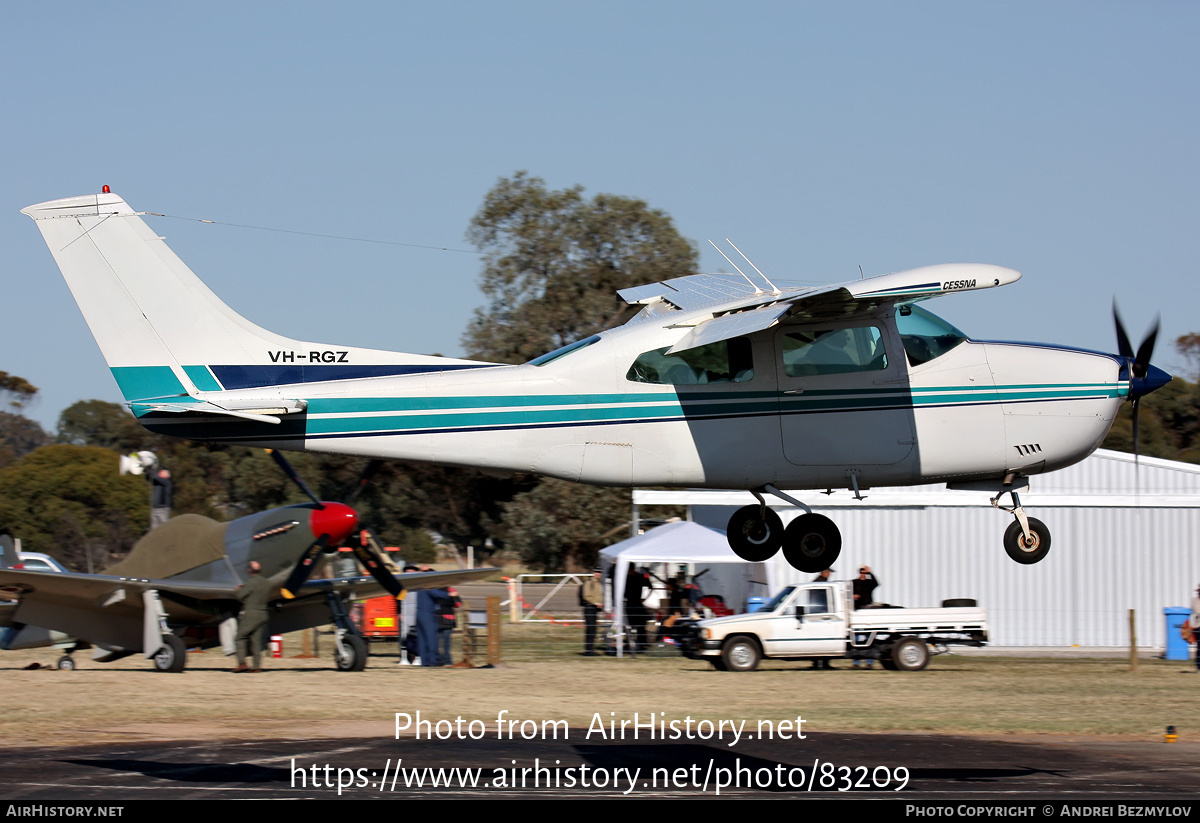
(1003, 517, 1051, 564)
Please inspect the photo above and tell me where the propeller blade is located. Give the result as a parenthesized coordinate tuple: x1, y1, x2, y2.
(267, 449, 324, 509)
(281, 535, 329, 599)
(1133, 315, 1160, 379)
(346, 459, 385, 505)
(1112, 301, 1134, 361)
(347, 527, 405, 598)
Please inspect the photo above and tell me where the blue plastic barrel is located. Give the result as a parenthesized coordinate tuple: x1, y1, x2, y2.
(746, 596, 767, 613)
(1164, 607, 1192, 661)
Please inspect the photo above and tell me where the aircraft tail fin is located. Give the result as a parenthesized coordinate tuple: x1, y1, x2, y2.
(22, 192, 490, 403)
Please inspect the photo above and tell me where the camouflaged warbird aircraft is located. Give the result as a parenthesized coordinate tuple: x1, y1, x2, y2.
(0, 467, 493, 673)
(22, 190, 1171, 575)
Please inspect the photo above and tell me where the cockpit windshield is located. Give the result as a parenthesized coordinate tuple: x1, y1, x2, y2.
(526, 335, 602, 366)
(896, 305, 967, 366)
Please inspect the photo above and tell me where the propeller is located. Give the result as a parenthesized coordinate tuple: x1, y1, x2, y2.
(1112, 302, 1170, 466)
(267, 450, 407, 599)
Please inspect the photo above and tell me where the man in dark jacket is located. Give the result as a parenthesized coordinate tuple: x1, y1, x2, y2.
(234, 560, 271, 672)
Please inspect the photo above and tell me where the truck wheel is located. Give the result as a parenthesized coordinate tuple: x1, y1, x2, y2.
(880, 657, 898, 671)
(710, 658, 728, 671)
(1003, 517, 1051, 564)
(890, 637, 929, 671)
(721, 637, 761, 672)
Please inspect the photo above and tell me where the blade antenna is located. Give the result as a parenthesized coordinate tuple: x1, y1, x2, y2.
(725, 238, 780, 295)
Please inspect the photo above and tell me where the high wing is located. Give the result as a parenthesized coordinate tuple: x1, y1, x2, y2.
(619, 263, 1021, 354)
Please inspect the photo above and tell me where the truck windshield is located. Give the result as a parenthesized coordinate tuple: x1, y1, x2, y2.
(762, 586, 795, 612)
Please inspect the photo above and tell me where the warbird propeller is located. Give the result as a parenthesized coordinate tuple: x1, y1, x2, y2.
(22, 191, 1171, 572)
(0, 452, 493, 672)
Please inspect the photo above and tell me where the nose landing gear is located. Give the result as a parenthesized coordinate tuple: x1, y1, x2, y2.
(992, 486, 1052, 564)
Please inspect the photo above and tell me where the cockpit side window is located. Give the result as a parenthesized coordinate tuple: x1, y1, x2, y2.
(626, 337, 754, 385)
(896, 305, 966, 366)
(781, 326, 887, 377)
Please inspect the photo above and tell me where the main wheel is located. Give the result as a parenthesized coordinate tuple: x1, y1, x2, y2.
(726, 505, 783, 562)
(335, 634, 368, 672)
(720, 637, 761, 672)
(56, 655, 75, 671)
(152, 635, 187, 673)
(781, 513, 842, 573)
(1003, 517, 1051, 564)
(889, 637, 930, 671)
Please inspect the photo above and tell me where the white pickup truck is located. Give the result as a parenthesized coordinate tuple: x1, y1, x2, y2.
(680, 582, 987, 671)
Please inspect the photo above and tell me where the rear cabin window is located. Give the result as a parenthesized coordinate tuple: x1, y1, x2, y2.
(781, 326, 887, 377)
(527, 335, 602, 366)
(626, 338, 754, 385)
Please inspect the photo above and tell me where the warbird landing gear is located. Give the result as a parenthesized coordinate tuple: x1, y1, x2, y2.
(992, 486, 1051, 565)
(726, 486, 842, 572)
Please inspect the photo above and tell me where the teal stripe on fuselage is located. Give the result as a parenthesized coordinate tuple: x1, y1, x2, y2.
(300, 382, 1121, 436)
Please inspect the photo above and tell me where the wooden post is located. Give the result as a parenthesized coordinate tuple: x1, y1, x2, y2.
(1129, 608, 1138, 672)
(487, 595, 501, 666)
(508, 578, 520, 623)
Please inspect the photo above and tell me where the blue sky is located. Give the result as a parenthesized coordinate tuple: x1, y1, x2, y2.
(3, 2, 1196, 429)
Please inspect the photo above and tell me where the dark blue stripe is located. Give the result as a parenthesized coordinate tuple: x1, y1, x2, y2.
(209, 363, 494, 390)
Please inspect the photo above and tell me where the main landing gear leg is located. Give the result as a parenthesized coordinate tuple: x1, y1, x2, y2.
(992, 488, 1051, 565)
(725, 486, 842, 573)
(326, 591, 368, 672)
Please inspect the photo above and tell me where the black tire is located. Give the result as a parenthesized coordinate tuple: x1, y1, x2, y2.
(941, 598, 977, 608)
(889, 637, 930, 671)
(1003, 517, 1051, 564)
(720, 637, 761, 672)
(335, 634, 368, 672)
(726, 505, 783, 562)
(781, 513, 842, 573)
(152, 635, 187, 673)
(56, 656, 75, 671)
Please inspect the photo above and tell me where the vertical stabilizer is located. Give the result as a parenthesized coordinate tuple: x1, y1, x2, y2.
(22, 192, 490, 401)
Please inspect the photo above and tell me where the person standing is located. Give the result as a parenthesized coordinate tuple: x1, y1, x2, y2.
(234, 560, 271, 672)
(150, 469, 172, 529)
(624, 564, 650, 651)
(437, 587, 461, 666)
(580, 568, 604, 656)
(416, 581, 452, 667)
(853, 566, 879, 610)
(1190, 584, 1200, 673)
(851, 566, 879, 669)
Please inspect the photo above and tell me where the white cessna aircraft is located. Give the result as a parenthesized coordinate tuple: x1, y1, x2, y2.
(22, 190, 1170, 573)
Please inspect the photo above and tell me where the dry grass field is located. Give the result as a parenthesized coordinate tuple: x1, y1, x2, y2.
(2, 621, 1197, 748)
